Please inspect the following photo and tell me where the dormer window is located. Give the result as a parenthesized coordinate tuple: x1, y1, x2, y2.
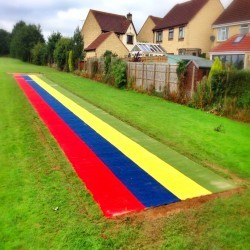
(127, 35, 134, 44)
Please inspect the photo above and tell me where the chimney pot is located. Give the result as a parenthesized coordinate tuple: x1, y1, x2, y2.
(127, 13, 132, 21)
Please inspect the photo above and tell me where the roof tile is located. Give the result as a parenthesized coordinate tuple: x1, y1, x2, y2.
(210, 33, 250, 52)
(153, 0, 208, 30)
(91, 9, 131, 34)
(213, 0, 250, 26)
(85, 32, 113, 51)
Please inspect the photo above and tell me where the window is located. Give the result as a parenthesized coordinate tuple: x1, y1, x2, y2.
(156, 31, 163, 42)
(168, 28, 174, 40)
(218, 27, 228, 41)
(127, 35, 134, 44)
(212, 54, 244, 70)
(240, 24, 249, 34)
(179, 27, 185, 40)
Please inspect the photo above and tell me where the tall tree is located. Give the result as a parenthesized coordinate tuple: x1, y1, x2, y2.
(53, 37, 73, 71)
(10, 21, 45, 62)
(72, 26, 84, 69)
(47, 32, 62, 65)
(0, 29, 11, 55)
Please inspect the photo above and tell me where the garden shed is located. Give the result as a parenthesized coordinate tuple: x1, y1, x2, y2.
(185, 58, 213, 95)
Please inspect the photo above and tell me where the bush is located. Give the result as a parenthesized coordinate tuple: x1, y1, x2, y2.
(211, 70, 250, 107)
(192, 76, 213, 109)
(53, 37, 72, 70)
(111, 59, 127, 88)
(68, 50, 74, 72)
(31, 42, 47, 65)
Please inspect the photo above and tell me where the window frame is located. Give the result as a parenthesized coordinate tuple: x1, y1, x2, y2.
(156, 31, 163, 43)
(168, 28, 174, 40)
(126, 34, 134, 45)
(217, 27, 228, 41)
(178, 26, 185, 40)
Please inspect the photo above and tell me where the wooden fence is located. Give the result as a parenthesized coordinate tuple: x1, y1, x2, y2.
(127, 62, 178, 93)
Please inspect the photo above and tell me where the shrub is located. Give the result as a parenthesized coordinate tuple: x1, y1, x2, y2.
(68, 50, 74, 72)
(53, 37, 72, 70)
(31, 42, 47, 65)
(211, 70, 250, 108)
(192, 76, 213, 109)
(111, 59, 127, 88)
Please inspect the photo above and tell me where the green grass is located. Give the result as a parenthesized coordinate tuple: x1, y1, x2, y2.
(0, 58, 249, 249)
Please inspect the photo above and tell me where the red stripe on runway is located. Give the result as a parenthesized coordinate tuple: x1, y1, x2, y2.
(14, 75, 145, 217)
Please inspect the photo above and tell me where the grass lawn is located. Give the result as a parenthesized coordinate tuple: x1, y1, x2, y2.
(0, 58, 249, 249)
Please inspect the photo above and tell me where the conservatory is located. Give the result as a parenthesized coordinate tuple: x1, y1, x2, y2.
(129, 43, 167, 57)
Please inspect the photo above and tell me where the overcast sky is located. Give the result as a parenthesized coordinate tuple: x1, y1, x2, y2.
(0, 0, 233, 40)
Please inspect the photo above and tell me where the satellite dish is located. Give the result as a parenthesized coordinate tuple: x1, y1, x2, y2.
(210, 35, 215, 42)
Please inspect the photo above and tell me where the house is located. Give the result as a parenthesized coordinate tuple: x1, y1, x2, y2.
(137, 16, 162, 43)
(210, 33, 250, 69)
(211, 0, 250, 48)
(209, 0, 250, 69)
(152, 0, 224, 57)
(81, 9, 137, 58)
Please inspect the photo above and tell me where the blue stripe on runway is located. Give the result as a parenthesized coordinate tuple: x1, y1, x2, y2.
(23, 75, 180, 207)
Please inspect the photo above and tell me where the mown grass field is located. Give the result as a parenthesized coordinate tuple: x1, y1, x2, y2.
(0, 58, 249, 249)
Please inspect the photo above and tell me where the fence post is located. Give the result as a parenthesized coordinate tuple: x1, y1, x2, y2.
(153, 63, 156, 90)
(191, 65, 195, 97)
(142, 63, 145, 89)
(167, 64, 171, 94)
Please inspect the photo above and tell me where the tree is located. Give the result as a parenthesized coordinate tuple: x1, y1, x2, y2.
(47, 32, 62, 65)
(0, 29, 11, 55)
(53, 37, 73, 70)
(68, 50, 73, 72)
(10, 21, 45, 62)
(72, 26, 84, 69)
(208, 57, 223, 81)
(31, 42, 47, 65)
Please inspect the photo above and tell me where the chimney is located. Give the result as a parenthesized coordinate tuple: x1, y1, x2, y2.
(127, 13, 132, 21)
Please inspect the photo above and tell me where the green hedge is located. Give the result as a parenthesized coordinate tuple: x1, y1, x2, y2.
(211, 70, 250, 107)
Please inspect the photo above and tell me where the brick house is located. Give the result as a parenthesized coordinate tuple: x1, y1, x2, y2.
(152, 0, 224, 57)
(81, 9, 137, 58)
(137, 16, 162, 43)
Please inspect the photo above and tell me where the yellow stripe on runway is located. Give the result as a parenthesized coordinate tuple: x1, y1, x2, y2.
(29, 75, 212, 200)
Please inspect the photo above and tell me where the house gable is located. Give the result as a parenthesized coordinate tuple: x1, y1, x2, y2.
(82, 11, 102, 49)
(137, 16, 162, 43)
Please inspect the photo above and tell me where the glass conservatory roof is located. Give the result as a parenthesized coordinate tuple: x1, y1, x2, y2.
(131, 43, 167, 54)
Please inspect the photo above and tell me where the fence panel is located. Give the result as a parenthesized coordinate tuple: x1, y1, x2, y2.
(128, 62, 178, 93)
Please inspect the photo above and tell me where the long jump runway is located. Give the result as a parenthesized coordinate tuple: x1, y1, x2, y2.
(14, 74, 236, 217)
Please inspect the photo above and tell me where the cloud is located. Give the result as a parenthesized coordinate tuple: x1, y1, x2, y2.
(0, 0, 233, 40)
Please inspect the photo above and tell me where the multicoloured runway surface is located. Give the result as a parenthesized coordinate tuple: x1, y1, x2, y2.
(14, 74, 236, 217)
